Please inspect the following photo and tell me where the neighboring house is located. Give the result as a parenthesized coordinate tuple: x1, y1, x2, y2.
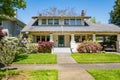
(0, 18, 25, 36)
(22, 10, 120, 53)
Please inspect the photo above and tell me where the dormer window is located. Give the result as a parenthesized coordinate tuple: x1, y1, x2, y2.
(48, 19, 53, 25)
(64, 19, 69, 25)
(76, 19, 81, 25)
(54, 19, 59, 25)
(70, 19, 75, 25)
(42, 19, 46, 25)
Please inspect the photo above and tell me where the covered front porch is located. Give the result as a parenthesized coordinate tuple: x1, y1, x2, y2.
(29, 32, 120, 53)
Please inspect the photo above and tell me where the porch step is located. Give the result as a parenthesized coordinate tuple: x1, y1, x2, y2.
(53, 47, 72, 54)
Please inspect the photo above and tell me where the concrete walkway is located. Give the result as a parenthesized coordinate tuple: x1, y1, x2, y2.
(57, 54, 76, 64)
(57, 54, 95, 80)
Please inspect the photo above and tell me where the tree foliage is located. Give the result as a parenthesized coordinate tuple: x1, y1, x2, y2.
(90, 17, 101, 24)
(0, 0, 26, 19)
(110, 0, 120, 26)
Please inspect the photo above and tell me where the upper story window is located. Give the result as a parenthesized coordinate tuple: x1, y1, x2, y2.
(54, 19, 59, 25)
(42, 19, 46, 25)
(48, 19, 53, 25)
(64, 19, 69, 25)
(70, 19, 75, 25)
(76, 19, 81, 25)
(64, 19, 84, 26)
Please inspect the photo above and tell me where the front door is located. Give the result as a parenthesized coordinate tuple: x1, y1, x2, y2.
(58, 35, 65, 47)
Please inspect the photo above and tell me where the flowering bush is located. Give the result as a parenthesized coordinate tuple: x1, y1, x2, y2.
(38, 42, 54, 53)
(27, 43, 38, 53)
(0, 37, 18, 66)
(77, 41, 102, 53)
(0, 27, 5, 40)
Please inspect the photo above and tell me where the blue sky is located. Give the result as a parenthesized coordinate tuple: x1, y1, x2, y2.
(17, 0, 115, 24)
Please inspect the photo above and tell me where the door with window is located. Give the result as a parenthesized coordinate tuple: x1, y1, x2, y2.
(58, 35, 65, 47)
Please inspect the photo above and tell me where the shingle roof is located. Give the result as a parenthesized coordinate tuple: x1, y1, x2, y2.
(22, 19, 120, 33)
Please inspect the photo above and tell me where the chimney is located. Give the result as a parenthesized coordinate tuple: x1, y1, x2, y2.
(81, 10, 85, 16)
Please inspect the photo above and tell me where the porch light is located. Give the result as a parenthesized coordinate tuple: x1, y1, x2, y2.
(25, 31, 29, 34)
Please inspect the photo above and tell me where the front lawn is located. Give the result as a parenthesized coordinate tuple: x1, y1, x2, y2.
(71, 53, 120, 63)
(0, 70, 58, 80)
(13, 54, 57, 64)
(87, 69, 120, 80)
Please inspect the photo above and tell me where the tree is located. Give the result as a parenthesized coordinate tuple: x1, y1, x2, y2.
(0, 0, 26, 19)
(40, 7, 78, 16)
(110, 0, 120, 26)
(90, 17, 101, 24)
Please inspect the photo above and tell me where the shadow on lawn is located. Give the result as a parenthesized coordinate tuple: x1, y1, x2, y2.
(13, 54, 28, 62)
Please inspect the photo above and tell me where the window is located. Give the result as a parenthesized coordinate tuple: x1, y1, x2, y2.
(48, 19, 53, 25)
(36, 36, 40, 42)
(36, 36, 50, 42)
(76, 19, 81, 25)
(41, 36, 45, 41)
(88, 35, 92, 40)
(82, 36, 85, 41)
(70, 19, 75, 25)
(75, 36, 80, 43)
(75, 36, 84, 43)
(81, 21, 85, 26)
(46, 36, 50, 41)
(64, 19, 69, 25)
(42, 19, 46, 25)
(54, 19, 59, 25)
(96, 36, 104, 42)
(0, 21, 2, 26)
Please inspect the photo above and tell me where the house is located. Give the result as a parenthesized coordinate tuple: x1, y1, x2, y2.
(0, 17, 25, 36)
(22, 10, 120, 53)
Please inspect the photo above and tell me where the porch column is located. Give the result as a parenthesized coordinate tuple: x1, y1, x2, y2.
(92, 34, 96, 42)
(50, 34, 53, 42)
(71, 34, 75, 43)
(117, 34, 120, 53)
(71, 34, 77, 52)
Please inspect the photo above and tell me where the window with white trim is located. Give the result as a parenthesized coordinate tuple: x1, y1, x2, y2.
(48, 19, 53, 25)
(42, 19, 46, 25)
(54, 19, 59, 25)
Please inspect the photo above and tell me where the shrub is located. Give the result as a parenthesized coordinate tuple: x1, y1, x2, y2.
(38, 42, 54, 53)
(16, 47, 28, 54)
(17, 44, 38, 54)
(0, 37, 18, 66)
(27, 43, 38, 53)
(77, 41, 102, 53)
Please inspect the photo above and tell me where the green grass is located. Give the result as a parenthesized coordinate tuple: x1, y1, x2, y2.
(27, 70, 58, 80)
(71, 53, 120, 63)
(0, 70, 21, 78)
(0, 70, 58, 80)
(13, 54, 57, 64)
(87, 69, 120, 80)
